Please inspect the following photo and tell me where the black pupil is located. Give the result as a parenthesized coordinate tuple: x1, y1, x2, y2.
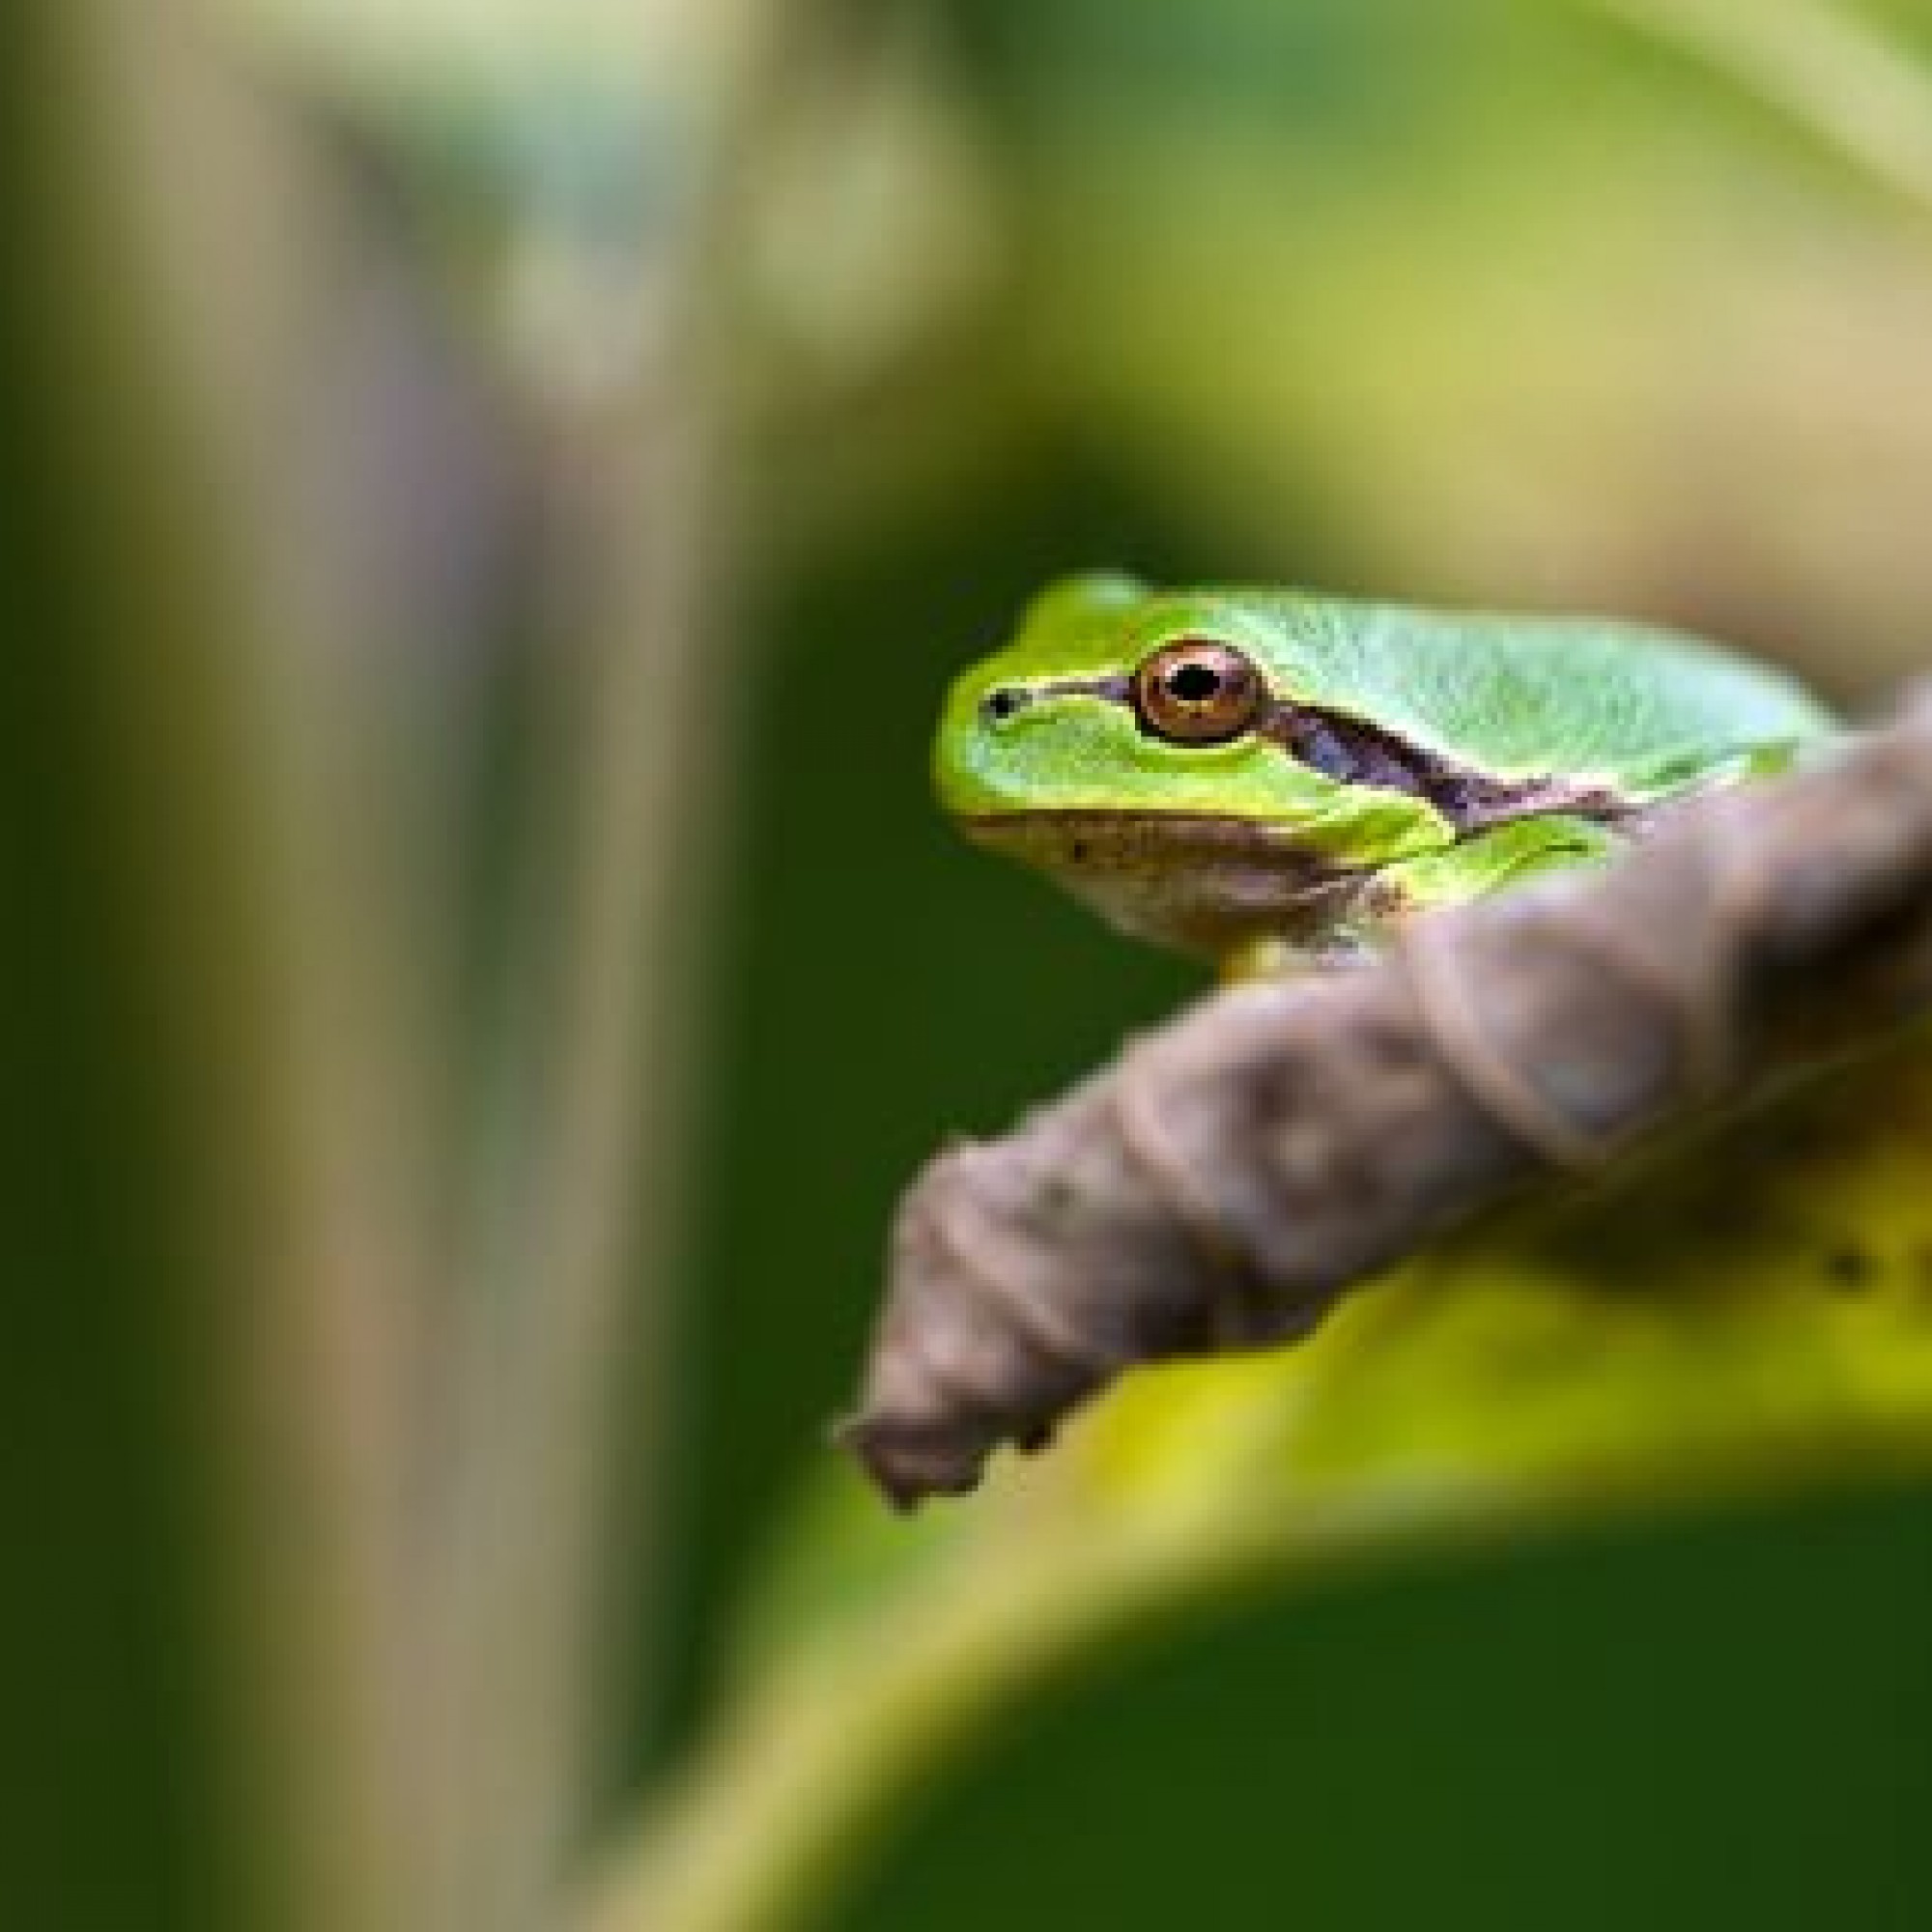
(1168, 663, 1222, 702)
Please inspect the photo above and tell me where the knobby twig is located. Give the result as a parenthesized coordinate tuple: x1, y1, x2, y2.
(844, 692, 1932, 1507)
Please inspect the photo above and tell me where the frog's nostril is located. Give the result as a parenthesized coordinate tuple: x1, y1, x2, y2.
(982, 687, 1027, 725)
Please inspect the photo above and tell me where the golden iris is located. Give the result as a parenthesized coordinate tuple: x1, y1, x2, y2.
(1130, 639, 1264, 745)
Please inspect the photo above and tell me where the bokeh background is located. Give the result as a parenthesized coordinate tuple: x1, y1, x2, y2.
(13, 2, 1932, 1929)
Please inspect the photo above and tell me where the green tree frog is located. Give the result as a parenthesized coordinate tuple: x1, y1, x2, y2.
(934, 574, 1838, 977)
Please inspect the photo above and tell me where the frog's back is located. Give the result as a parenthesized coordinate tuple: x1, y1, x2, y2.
(1227, 593, 1837, 791)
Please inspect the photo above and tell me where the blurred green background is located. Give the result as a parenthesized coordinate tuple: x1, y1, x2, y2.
(14, 2, 1932, 1929)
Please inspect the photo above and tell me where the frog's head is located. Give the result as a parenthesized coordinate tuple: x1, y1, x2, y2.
(932, 573, 1449, 958)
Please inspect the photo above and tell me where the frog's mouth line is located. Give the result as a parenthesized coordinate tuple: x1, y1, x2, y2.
(958, 808, 1356, 880)
(956, 809, 1369, 958)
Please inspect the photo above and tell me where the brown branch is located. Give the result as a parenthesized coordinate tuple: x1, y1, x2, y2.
(842, 691, 1932, 1508)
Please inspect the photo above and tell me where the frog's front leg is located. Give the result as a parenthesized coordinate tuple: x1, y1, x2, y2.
(1350, 813, 1622, 938)
(1218, 816, 1621, 983)
(1218, 931, 1368, 984)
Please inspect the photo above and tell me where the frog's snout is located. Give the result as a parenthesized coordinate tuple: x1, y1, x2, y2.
(978, 685, 1032, 726)
(933, 669, 1028, 817)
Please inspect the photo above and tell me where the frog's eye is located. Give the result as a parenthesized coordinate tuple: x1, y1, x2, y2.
(1131, 639, 1264, 745)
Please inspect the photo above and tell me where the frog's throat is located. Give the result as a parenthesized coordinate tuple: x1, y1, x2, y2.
(958, 810, 1373, 960)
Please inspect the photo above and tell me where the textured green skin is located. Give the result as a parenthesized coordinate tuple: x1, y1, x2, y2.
(934, 573, 1839, 964)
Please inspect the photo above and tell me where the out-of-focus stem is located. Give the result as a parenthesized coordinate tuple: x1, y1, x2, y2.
(437, 322, 727, 1932)
(433, 53, 772, 1932)
(16, 3, 446, 1932)
(40, 6, 447, 1929)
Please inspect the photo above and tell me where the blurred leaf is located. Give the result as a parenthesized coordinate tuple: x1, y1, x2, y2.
(921, 0, 1932, 690)
(1580, 0, 1932, 215)
(585, 1040, 1932, 1932)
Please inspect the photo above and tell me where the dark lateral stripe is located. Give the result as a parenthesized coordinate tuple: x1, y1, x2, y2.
(997, 674, 1634, 836)
(1257, 699, 1636, 835)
